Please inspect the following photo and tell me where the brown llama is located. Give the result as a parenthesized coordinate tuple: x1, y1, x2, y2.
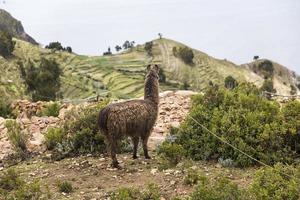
(98, 64, 160, 168)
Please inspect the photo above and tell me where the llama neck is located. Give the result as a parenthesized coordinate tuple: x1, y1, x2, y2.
(144, 74, 159, 105)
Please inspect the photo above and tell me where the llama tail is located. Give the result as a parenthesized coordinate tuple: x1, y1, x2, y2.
(98, 106, 110, 132)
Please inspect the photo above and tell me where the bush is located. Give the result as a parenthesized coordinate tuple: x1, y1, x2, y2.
(173, 46, 194, 65)
(44, 128, 64, 150)
(158, 68, 166, 83)
(184, 168, 204, 186)
(258, 60, 274, 78)
(5, 120, 28, 157)
(0, 168, 24, 191)
(0, 169, 44, 199)
(54, 100, 109, 158)
(261, 79, 276, 94)
(189, 176, 248, 200)
(173, 83, 299, 167)
(224, 75, 238, 89)
(57, 181, 73, 193)
(40, 102, 60, 117)
(0, 98, 14, 118)
(157, 141, 185, 167)
(282, 100, 300, 153)
(0, 31, 15, 58)
(144, 41, 153, 56)
(250, 163, 300, 200)
(290, 85, 297, 95)
(110, 183, 161, 200)
(22, 58, 62, 101)
(45, 42, 64, 51)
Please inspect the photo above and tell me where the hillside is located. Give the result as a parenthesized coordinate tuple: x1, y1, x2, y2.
(242, 59, 300, 95)
(1, 38, 299, 101)
(0, 9, 37, 44)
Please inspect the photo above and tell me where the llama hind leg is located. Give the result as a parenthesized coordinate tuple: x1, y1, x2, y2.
(132, 136, 139, 159)
(142, 134, 151, 159)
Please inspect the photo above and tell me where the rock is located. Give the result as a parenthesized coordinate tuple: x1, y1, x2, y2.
(170, 180, 176, 186)
(151, 168, 158, 175)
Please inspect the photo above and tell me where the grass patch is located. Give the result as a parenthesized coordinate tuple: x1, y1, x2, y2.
(57, 180, 73, 193)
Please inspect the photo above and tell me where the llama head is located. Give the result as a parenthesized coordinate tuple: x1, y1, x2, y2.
(146, 64, 160, 78)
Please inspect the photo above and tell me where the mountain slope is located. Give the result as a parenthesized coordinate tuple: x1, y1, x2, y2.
(1, 38, 299, 101)
(242, 59, 300, 95)
(0, 9, 37, 44)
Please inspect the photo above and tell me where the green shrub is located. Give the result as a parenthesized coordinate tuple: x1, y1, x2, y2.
(54, 100, 109, 158)
(41, 102, 60, 117)
(144, 41, 153, 56)
(5, 120, 28, 157)
(250, 163, 300, 200)
(173, 46, 194, 65)
(282, 100, 300, 153)
(0, 168, 24, 191)
(290, 85, 297, 95)
(0, 31, 15, 58)
(189, 176, 248, 200)
(14, 180, 43, 200)
(157, 142, 185, 168)
(261, 79, 276, 94)
(258, 60, 274, 78)
(224, 75, 238, 89)
(0, 98, 14, 118)
(22, 58, 62, 102)
(111, 187, 140, 200)
(44, 128, 64, 150)
(110, 183, 161, 200)
(184, 168, 204, 186)
(140, 183, 161, 200)
(174, 83, 299, 167)
(0, 169, 45, 200)
(57, 181, 73, 193)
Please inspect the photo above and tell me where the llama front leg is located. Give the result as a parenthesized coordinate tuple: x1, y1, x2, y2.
(110, 139, 119, 168)
(132, 136, 139, 159)
(142, 134, 151, 159)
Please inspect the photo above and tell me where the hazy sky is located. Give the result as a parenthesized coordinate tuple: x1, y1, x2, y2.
(1, 0, 300, 73)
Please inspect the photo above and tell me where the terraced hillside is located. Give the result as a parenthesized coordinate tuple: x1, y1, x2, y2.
(0, 38, 299, 101)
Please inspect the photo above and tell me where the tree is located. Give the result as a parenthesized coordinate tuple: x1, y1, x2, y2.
(144, 41, 153, 56)
(259, 60, 274, 78)
(224, 75, 238, 89)
(158, 68, 166, 83)
(22, 58, 62, 101)
(45, 42, 64, 51)
(122, 40, 135, 50)
(253, 55, 259, 60)
(65, 46, 72, 53)
(103, 47, 112, 56)
(0, 31, 15, 58)
(261, 79, 276, 95)
(115, 45, 122, 52)
(158, 33, 163, 39)
(123, 40, 130, 49)
(290, 85, 297, 95)
(173, 46, 194, 65)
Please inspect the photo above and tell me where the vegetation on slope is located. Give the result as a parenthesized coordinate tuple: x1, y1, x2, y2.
(162, 83, 300, 167)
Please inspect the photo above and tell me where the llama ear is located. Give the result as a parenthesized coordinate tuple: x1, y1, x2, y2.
(146, 64, 151, 71)
(153, 64, 160, 72)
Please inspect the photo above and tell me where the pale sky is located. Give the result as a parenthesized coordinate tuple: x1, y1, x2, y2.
(1, 0, 299, 74)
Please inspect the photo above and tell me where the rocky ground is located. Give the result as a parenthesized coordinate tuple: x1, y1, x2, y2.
(2, 153, 256, 199)
(0, 90, 259, 199)
(0, 90, 196, 160)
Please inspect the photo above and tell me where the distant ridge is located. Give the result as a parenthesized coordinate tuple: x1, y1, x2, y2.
(0, 8, 37, 44)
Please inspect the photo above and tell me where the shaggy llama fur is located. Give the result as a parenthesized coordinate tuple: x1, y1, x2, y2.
(98, 64, 160, 168)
